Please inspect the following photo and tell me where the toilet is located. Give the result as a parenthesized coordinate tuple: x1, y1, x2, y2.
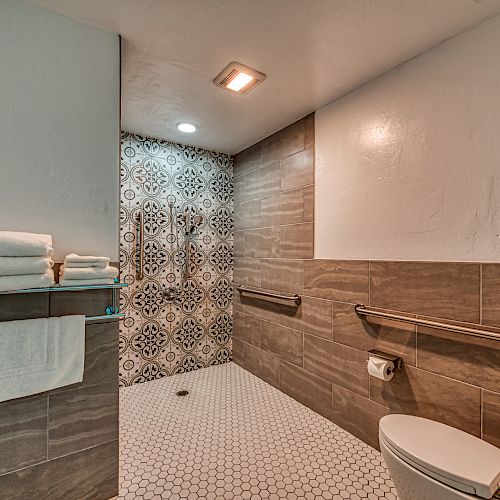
(379, 414, 500, 500)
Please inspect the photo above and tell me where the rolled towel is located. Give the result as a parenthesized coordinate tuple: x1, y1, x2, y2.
(64, 253, 110, 268)
(59, 278, 114, 287)
(0, 269, 54, 292)
(0, 256, 54, 276)
(0, 231, 53, 257)
(60, 265, 118, 280)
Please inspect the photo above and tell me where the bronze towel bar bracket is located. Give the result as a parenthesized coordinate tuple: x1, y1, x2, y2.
(355, 304, 500, 342)
(237, 285, 301, 306)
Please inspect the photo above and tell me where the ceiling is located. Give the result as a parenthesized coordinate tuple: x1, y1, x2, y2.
(29, 0, 500, 154)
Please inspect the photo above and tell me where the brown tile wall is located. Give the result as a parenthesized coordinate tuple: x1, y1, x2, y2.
(0, 291, 119, 499)
(233, 113, 500, 451)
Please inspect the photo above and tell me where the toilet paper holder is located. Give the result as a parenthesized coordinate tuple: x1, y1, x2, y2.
(368, 349, 403, 371)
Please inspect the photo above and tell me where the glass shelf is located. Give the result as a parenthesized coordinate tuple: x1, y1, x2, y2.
(0, 282, 128, 295)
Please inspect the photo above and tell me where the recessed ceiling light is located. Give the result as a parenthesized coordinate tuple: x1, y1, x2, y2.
(177, 123, 196, 133)
(213, 62, 266, 95)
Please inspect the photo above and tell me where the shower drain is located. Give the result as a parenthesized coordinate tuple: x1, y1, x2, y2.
(176, 390, 189, 397)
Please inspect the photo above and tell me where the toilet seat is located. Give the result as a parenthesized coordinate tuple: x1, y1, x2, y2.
(379, 415, 500, 499)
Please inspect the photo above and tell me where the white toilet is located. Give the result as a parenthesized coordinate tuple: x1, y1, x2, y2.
(379, 414, 500, 500)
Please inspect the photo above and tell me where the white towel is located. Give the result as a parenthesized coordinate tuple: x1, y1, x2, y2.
(59, 278, 114, 286)
(0, 231, 53, 257)
(64, 253, 110, 268)
(0, 315, 85, 402)
(60, 265, 118, 280)
(0, 256, 54, 276)
(0, 269, 54, 292)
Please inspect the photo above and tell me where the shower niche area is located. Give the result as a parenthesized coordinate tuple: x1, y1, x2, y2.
(119, 133, 233, 386)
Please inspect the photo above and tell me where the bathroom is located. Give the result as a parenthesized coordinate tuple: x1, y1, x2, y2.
(0, 0, 499, 498)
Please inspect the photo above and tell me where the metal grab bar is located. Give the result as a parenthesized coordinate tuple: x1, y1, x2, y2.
(237, 285, 301, 306)
(136, 211, 144, 280)
(355, 304, 500, 342)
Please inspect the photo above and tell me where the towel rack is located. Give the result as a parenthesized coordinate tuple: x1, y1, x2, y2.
(355, 304, 500, 342)
(237, 285, 301, 306)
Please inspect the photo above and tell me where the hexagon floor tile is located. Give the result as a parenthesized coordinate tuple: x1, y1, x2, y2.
(119, 362, 398, 499)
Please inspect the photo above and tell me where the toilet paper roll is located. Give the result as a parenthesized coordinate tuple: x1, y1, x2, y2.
(367, 356, 395, 381)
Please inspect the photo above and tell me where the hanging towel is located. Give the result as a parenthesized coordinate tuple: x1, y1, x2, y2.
(59, 277, 114, 287)
(64, 253, 110, 268)
(0, 256, 54, 276)
(0, 231, 53, 257)
(0, 269, 54, 292)
(0, 315, 85, 402)
(60, 265, 118, 280)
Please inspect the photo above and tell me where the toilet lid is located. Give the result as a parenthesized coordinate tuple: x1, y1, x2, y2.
(379, 414, 500, 499)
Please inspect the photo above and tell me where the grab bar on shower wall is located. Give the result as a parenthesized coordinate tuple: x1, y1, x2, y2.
(354, 304, 500, 342)
(136, 210, 144, 280)
(237, 285, 301, 306)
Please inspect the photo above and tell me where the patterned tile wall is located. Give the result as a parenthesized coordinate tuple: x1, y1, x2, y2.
(119, 133, 233, 386)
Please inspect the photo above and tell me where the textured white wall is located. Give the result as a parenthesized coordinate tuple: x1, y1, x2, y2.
(315, 14, 500, 262)
(0, 1, 120, 261)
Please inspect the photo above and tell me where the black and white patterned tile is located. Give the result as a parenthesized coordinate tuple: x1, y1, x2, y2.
(119, 133, 233, 387)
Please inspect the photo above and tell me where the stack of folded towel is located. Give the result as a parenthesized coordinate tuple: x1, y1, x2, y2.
(59, 253, 118, 286)
(0, 231, 55, 292)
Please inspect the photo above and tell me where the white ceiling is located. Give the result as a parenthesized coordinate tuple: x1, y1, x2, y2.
(29, 0, 500, 154)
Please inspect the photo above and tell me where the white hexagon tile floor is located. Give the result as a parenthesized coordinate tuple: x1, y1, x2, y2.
(119, 362, 398, 500)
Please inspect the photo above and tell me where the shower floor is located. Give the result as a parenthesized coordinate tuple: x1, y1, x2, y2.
(119, 362, 398, 500)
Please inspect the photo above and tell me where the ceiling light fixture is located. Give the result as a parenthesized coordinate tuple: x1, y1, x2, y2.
(177, 123, 196, 133)
(213, 62, 266, 95)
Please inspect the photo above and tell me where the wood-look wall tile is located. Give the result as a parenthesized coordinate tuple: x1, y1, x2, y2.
(370, 365, 481, 436)
(331, 383, 391, 450)
(261, 259, 304, 294)
(482, 264, 500, 327)
(231, 338, 245, 368)
(279, 361, 332, 420)
(0, 293, 49, 322)
(234, 199, 262, 230)
(303, 185, 314, 222)
(332, 302, 416, 365)
(369, 261, 480, 322)
(233, 142, 261, 177)
(261, 189, 304, 227)
(233, 257, 261, 287)
(245, 227, 281, 258)
(234, 230, 245, 257)
(280, 223, 314, 259)
(304, 260, 369, 303)
(261, 119, 305, 165)
(416, 330, 500, 392)
(245, 161, 281, 200)
(303, 335, 368, 397)
(260, 321, 303, 366)
(281, 148, 314, 191)
(244, 344, 280, 388)
(0, 440, 118, 500)
(233, 311, 261, 347)
(304, 113, 315, 150)
(48, 381, 118, 459)
(482, 390, 500, 448)
(0, 396, 47, 475)
(233, 174, 247, 204)
(280, 295, 332, 340)
(49, 289, 113, 318)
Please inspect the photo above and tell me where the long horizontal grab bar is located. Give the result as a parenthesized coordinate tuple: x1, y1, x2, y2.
(355, 305, 500, 342)
(237, 285, 301, 306)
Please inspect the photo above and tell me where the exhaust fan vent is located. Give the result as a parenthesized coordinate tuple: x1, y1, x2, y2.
(213, 62, 266, 95)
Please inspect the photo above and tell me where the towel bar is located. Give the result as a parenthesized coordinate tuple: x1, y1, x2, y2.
(237, 285, 301, 306)
(355, 304, 500, 342)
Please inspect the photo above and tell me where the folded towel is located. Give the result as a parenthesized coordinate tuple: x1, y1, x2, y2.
(64, 253, 110, 268)
(0, 315, 85, 402)
(0, 256, 54, 276)
(0, 269, 54, 292)
(59, 277, 114, 286)
(0, 231, 53, 257)
(60, 265, 118, 280)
